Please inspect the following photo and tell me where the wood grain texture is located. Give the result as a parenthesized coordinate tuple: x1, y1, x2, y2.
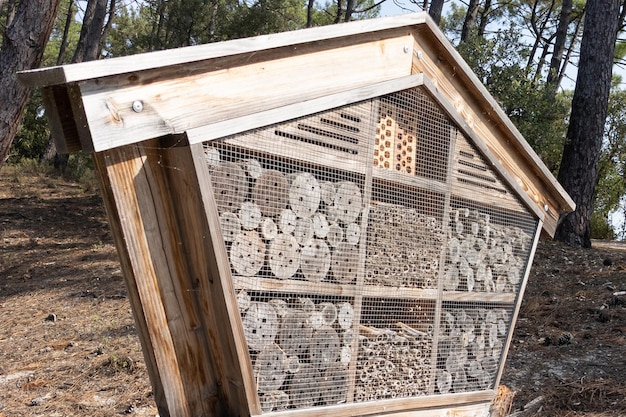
(92, 151, 168, 415)
(169, 141, 260, 414)
(93, 142, 208, 416)
(259, 390, 495, 417)
(188, 74, 424, 145)
(18, 14, 427, 87)
(76, 33, 414, 152)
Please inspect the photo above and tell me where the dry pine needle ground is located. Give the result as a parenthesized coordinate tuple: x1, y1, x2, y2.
(1, 168, 625, 416)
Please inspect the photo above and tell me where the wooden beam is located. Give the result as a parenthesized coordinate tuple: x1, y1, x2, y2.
(41, 85, 81, 154)
(187, 74, 425, 145)
(260, 390, 495, 417)
(74, 31, 414, 152)
(18, 14, 427, 88)
(93, 140, 224, 417)
(162, 139, 259, 415)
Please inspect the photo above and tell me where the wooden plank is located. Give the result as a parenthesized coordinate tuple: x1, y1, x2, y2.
(232, 275, 439, 300)
(18, 14, 428, 88)
(92, 151, 168, 414)
(410, 21, 574, 236)
(259, 390, 496, 417)
(73, 32, 414, 152)
(65, 83, 95, 152)
(184, 141, 261, 414)
(441, 291, 515, 304)
(93, 141, 219, 416)
(187, 74, 424, 144)
(367, 402, 491, 417)
(372, 166, 448, 195)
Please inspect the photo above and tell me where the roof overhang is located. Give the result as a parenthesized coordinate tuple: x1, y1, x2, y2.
(18, 12, 574, 236)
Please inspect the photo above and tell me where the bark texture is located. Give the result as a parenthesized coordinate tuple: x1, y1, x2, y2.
(428, 0, 444, 25)
(545, 0, 573, 96)
(0, 0, 60, 167)
(72, 0, 108, 63)
(555, 0, 621, 247)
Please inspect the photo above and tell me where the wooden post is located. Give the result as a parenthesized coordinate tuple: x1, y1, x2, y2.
(93, 137, 258, 417)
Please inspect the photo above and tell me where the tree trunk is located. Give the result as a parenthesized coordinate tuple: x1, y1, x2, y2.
(555, 0, 621, 247)
(545, 0, 573, 97)
(460, 0, 480, 42)
(428, 0, 444, 25)
(556, 17, 583, 87)
(98, 0, 116, 54)
(0, 0, 60, 168)
(56, 0, 74, 65)
(0, 0, 18, 29)
(306, 0, 314, 27)
(334, 0, 342, 24)
(72, 0, 108, 63)
(344, 0, 355, 21)
(477, 0, 492, 37)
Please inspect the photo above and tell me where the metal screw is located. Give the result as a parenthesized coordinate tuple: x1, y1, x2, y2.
(403, 45, 410, 54)
(132, 100, 144, 113)
(544, 204, 550, 212)
(416, 51, 423, 59)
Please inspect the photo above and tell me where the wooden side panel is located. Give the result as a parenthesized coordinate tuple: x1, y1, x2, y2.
(162, 140, 259, 415)
(93, 141, 220, 417)
(410, 27, 573, 236)
(41, 86, 81, 154)
(92, 151, 168, 414)
(77, 32, 415, 152)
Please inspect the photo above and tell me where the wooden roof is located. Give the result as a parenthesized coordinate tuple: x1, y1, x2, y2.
(18, 12, 574, 236)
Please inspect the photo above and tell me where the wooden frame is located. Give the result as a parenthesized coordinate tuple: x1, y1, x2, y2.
(19, 12, 573, 417)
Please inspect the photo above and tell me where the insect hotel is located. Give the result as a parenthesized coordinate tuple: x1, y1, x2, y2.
(20, 12, 574, 417)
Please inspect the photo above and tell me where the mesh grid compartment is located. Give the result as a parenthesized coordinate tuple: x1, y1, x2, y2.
(202, 85, 541, 413)
(375, 88, 451, 181)
(436, 302, 512, 394)
(206, 141, 367, 285)
(205, 103, 373, 412)
(236, 291, 356, 412)
(356, 298, 435, 401)
(365, 184, 445, 288)
(444, 197, 538, 294)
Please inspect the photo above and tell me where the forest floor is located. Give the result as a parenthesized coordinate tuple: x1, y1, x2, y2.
(1, 168, 625, 417)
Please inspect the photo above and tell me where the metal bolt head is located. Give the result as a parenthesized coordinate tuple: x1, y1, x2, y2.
(416, 51, 423, 59)
(132, 100, 144, 113)
(403, 45, 410, 54)
(544, 204, 550, 213)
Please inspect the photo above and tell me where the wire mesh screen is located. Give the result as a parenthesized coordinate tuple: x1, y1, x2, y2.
(202, 85, 539, 413)
(436, 302, 510, 394)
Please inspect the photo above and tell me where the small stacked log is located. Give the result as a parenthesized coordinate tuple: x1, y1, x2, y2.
(354, 321, 433, 401)
(444, 207, 532, 293)
(236, 294, 355, 410)
(206, 148, 365, 284)
(436, 307, 509, 393)
(365, 202, 444, 288)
